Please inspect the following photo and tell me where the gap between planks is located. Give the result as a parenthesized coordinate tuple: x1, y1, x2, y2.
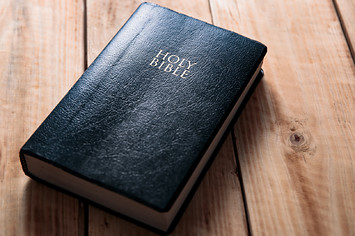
(332, 0, 355, 63)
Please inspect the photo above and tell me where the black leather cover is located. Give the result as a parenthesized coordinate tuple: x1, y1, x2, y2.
(20, 2, 266, 213)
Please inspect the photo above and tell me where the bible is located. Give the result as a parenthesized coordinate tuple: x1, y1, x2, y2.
(20, 2, 267, 232)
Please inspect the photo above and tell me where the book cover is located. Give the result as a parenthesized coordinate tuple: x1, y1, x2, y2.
(19, 2, 267, 232)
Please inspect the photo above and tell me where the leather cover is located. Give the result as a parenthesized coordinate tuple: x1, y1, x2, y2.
(20, 2, 266, 213)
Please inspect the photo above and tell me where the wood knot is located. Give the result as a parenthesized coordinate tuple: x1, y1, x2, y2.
(287, 131, 312, 153)
(289, 132, 305, 146)
(280, 118, 317, 158)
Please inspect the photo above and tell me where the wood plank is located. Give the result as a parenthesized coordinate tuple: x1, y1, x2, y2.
(0, 0, 85, 235)
(209, 0, 355, 235)
(333, 0, 355, 61)
(86, 2, 248, 235)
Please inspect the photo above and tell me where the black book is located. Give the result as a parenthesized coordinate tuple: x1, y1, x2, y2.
(20, 2, 266, 233)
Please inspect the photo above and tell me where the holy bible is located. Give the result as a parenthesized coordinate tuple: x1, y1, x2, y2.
(20, 2, 267, 233)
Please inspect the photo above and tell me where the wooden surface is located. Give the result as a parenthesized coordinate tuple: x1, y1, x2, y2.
(0, 0, 85, 235)
(0, 0, 354, 235)
(210, 0, 355, 235)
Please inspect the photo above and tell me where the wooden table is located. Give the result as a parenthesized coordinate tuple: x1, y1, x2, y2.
(1, 0, 354, 235)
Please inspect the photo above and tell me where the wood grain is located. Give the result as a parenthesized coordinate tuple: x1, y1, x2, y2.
(0, 0, 85, 235)
(210, 0, 355, 235)
(333, 0, 355, 61)
(86, 2, 247, 235)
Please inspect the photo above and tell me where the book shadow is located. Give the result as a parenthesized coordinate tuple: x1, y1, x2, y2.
(171, 131, 248, 235)
(22, 179, 83, 236)
(232, 72, 271, 158)
(231, 72, 272, 228)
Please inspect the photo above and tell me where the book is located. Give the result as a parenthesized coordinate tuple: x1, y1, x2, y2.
(19, 2, 267, 233)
